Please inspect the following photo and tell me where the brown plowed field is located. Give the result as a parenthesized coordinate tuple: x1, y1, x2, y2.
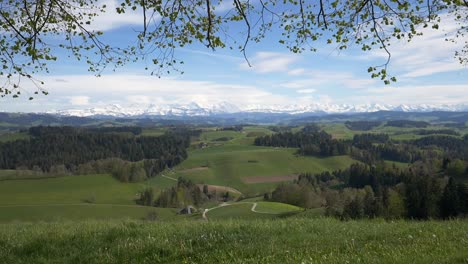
(241, 175, 298, 184)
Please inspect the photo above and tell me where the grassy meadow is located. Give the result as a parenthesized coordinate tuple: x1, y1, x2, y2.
(0, 218, 467, 263)
(0, 174, 175, 206)
(0, 173, 178, 222)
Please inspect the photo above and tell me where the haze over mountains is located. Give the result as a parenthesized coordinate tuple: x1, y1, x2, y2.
(48, 102, 468, 117)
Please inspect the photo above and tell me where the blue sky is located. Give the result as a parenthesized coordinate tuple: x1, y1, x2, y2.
(1, 0, 467, 112)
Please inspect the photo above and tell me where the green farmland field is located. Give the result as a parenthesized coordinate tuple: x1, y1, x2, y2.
(255, 202, 302, 214)
(171, 145, 357, 195)
(0, 174, 177, 206)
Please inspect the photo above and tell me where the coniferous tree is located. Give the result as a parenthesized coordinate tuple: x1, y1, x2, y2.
(440, 177, 460, 218)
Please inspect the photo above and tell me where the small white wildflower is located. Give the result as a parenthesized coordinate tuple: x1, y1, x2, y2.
(408, 235, 413, 239)
(432, 234, 436, 238)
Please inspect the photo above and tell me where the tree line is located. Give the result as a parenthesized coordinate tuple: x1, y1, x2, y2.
(385, 120, 430, 128)
(254, 131, 350, 157)
(345, 121, 382, 131)
(0, 126, 191, 179)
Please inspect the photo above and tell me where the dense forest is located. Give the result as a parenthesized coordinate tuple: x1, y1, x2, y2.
(385, 120, 430, 128)
(0, 126, 191, 181)
(267, 160, 468, 220)
(254, 130, 350, 156)
(345, 121, 382, 131)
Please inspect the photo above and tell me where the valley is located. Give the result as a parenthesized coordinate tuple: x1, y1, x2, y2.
(0, 116, 467, 262)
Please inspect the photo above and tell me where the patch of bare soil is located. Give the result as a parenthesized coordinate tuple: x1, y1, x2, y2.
(241, 175, 298, 184)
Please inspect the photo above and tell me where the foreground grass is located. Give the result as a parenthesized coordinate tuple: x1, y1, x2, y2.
(0, 218, 467, 263)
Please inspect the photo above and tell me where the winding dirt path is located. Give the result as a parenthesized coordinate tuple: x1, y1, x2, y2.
(250, 202, 258, 212)
(160, 174, 177, 181)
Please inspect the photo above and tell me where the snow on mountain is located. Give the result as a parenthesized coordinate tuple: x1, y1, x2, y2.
(49, 102, 468, 117)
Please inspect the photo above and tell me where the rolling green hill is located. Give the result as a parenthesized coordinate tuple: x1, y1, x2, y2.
(171, 144, 357, 195)
(0, 173, 179, 222)
(204, 201, 302, 220)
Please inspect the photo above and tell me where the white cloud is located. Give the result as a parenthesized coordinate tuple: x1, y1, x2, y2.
(69, 96, 90, 106)
(297, 89, 316, 94)
(280, 70, 377, 90)
(350, 84, 468, 105)
(308, 70, 377, 89)
(87, 0, 144, 31)
(127, 95, 151, 104)
(241, 52, 299, 73)
(13, 74, 293, 111)
(280, 80, 313, 89)
(288, 68, 306, 76)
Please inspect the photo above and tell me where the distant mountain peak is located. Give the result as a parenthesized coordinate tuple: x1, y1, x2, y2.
(49, 102, 468, 117)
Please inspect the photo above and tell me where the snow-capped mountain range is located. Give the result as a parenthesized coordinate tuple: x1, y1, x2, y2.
(49, 102, 468, 117)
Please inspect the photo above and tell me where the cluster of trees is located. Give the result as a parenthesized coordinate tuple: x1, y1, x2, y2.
(351, 143, 424, 164)
(216, 126, 243, 132)
(385, 120, 430, 128)
(345, 121, 382, 131)
(254, 131, 349, 156)
(415, 129, 460, 136)
(267, 161, 468, 219)
(352, 133, 390, 148)
(212, 137, 233, 142)
(268, 126, 294, 133)
(87, 127, 143, 135)
(412, 136, 468, 159)
(138, 179, 236, 208)
(0, 126, 190, 178)
(444, 159, 468, 178)
(349, 133, 468, 164)
(443, 123, 467, 129)
(154, 178, 206, 208)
